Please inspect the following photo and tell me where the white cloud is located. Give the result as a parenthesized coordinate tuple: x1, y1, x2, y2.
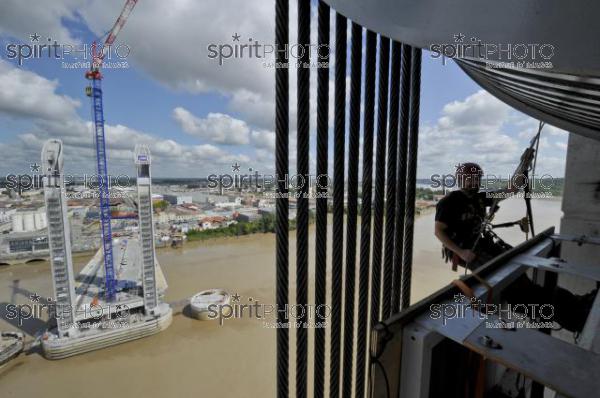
(0, 0, 83, 44)
(555, 141, 568, 150)
(77, 0, 279, 129)
(250, 129, 275, 151)
(0, 61, 252, 176)
(173, 107, 250, 145)
(0, 60, 80, 121)
(418, 90, 566, 178)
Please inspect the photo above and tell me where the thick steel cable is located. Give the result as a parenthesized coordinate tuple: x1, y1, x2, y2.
(370, 36, 390, 325)
(330, 12, 347, 398)
(401, 47, 422, 310)
(391, 44, 412, 314)
(296, 1, 310, 397)
(381, 41, 401, 320)
(313, 2, 329, 398)
(275, 0, 289, 396)
(342, 21, 362, 398)
(355, 29, 377, 398)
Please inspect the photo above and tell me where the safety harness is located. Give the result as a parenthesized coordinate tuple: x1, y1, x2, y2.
(461, 121, 545, 275)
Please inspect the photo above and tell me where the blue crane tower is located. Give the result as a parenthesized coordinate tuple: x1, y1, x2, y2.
(85, 0, 139, 301)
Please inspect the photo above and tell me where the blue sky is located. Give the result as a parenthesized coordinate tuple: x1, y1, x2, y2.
(0, 0, 569, 180)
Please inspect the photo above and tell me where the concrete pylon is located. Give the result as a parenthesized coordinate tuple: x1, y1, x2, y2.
(560, 133, 600, 293)
(42, 139, 77, 336)
(134, 145, 158, 313)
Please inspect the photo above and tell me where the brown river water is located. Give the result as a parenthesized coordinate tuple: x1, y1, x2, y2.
(0, 198, 561, 397)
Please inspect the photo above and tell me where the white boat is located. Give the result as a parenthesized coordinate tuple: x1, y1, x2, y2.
(190, 289, 231, 320)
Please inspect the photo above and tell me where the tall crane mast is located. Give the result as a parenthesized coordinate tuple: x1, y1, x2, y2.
(85, 0, 139, 301)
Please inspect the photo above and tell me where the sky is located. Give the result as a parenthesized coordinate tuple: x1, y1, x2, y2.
(0, 0, 570, 181)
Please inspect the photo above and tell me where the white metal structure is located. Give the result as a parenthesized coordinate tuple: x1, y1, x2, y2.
(42, 139, 77, 336)
(134, 144, 158, 313)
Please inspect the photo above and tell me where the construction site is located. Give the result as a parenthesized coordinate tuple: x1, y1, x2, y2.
(34, 0, 172, 359)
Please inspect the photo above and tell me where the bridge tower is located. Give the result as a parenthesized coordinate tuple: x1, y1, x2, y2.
(134, 145, 158, 313)
(42, 139, 77, 336)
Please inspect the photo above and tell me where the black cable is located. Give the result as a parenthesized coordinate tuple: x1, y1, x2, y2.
(392, 44, 411, 314)
(370, 35, 390, 325)
(382, 41, 401, 320)
(296, 1, 310, 397)
(368, 322, 393, 398)
(274, 1, 289, 397)
(371, 358, 391, 398)
(355, 29, 376, 398)
(342, 21, 362, 398)
(401, 47, 421, 310)
(313, 2, 329, 398)
(330, 12, 346, 398)
(524, 169, 536, 237)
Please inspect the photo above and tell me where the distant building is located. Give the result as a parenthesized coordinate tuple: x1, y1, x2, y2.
(3, 231, 49, 253)
(11, 208, 47, 232)
(0, 207, 16, 224)
(235, 209, 261, 223)
(156, 207, 201, 224)
(199, 215, 228, 229)
(163, 194, 193, 205)
(214, 197, 242, 208)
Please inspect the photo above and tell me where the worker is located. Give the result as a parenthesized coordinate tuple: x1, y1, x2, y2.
(434, 162, 596, 333)
(434, 162, 512, 270)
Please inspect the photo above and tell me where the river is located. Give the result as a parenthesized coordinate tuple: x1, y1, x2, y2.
(0, 197, 561, 397)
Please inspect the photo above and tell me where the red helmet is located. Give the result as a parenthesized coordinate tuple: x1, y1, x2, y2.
(456, 162, 483, 177)
(456, 162, 483, 190)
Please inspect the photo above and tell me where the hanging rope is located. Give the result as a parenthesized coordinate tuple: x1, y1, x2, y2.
(382, 41, 402, 320)
(526, 120, 545, 237)
(392, 43, 412, 314)
(330, 13, 347, 398)
(313, 2, 329, 398)
(401, 47, 422, 309)
(274, 0, 289, 397)
(371, 35, 390, 325)
(342, 21, 363, 398)
(295, 1, 310, 397)
(355, 29, 377, 398)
